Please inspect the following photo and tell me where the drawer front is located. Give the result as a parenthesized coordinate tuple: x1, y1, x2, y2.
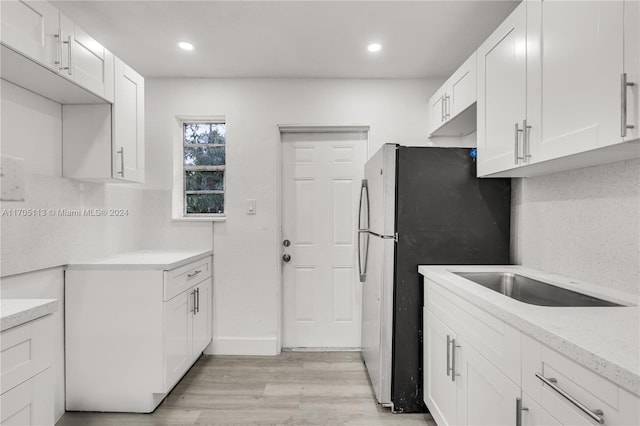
(424, 278, 521, 386)
(0, 368, 53, 426)
(164, 256, 212, 301)
(522, 334, 640, 426)
(0, 316, 53, 394)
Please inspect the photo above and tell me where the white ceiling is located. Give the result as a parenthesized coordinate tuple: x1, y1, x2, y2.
(52, 1, 519, 79)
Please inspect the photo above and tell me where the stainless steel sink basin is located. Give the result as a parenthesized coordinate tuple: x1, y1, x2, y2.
(453, 272, 624, 307)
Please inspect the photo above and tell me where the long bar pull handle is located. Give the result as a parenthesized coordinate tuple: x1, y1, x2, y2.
(445, 95, 451, 120)
(54, 28, 62, 68)
(622, 73, 636, 137)
(523, 119, 532, 163)
(516, 397, 528, 426)
(117, 147, 124, 177)
(446, 335, 452, 376)
(190, 290, 196, 315)
(514, 123, 523, 164)
(535, 373, 604, 424)
(187, 269, 202, 278)
(195, 288, 200, 314)
(451, 338, 460, 381)
(62, 35, 73, 75)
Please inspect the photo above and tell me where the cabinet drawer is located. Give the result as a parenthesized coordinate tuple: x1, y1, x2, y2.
(0, 316, 53, 394)
(0, 368, 53, 426)
(522, 334, 639, 425)
(424, 278, 521, 386)
(163, 256, 212, 301)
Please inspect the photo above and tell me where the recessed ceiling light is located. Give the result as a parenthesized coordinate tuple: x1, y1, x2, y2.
(367, 43, 382, 53)
(178, 42, 194, 51)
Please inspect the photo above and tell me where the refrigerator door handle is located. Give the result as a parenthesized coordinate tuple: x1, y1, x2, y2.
(358, 179, 370, 282)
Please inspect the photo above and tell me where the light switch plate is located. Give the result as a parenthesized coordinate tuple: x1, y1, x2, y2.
(247, 199, 256, 215)
(1, 156, 26, 201)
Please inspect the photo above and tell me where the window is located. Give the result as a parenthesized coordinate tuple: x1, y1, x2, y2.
(182, 121, 226, 216)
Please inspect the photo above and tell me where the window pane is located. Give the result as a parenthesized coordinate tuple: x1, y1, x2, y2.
(210, 124, 226, 144)
(186, 193, 224, 214)
(184, 146, 226, 166)
(185, 171, 224, 191)
(184, 123, 211, 144)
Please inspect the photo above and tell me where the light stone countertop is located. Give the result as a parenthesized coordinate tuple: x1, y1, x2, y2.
(418, 265, 640, 396)
(0, 299, 58, 332)
(65, 249, 213, 271)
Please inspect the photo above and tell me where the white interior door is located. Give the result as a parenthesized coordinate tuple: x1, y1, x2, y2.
(281, 130, 367, 348)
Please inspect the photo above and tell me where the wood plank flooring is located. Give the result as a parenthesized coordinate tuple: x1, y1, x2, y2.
(57, 351, 436, 425)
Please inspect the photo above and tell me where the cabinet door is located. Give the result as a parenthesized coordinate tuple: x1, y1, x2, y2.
(192, 280, 212, 358)
(164, 290, 193, 391)
(534, 0, 624, 161)
(424, 308, 458, 426)
(0, 368, 53, 426)
(456, 340, 521, 426)
(624, 0, 639, 142)
(428, 88, 447, 135)
(0, 0, 60, 71)
(449, 52, 476, 118)
(59, 14, 114, 100)
(521, 392, 562, 426)
(112, 57, 145, 183)
(477, 3, 527, 176)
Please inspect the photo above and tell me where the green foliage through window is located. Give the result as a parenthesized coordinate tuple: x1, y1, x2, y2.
(183, 122, 226, 215)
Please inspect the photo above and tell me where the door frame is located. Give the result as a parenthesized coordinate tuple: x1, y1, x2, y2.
(275, 124, 371, 352)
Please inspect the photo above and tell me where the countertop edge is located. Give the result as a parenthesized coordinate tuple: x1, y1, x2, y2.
(65, 250, 213, 271)
(419, 265, 640, 397)
(0, 299, 59, 332)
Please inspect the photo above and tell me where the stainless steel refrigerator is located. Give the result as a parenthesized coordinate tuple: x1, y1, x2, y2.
(358, 144, 511, 413)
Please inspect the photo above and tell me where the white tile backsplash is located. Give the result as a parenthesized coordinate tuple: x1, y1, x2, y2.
(513, 158, 640, 294)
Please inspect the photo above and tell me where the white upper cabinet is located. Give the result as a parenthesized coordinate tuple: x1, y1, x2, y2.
(0, 0, 59, 70)
(477, 0, 640, 178)
(429, 52, 478, 137)
(476, 3, 527, 176)
(533, 0, 623, 161)
(0, 0, 114, 103)
(624, 0, 639, 142)
(59, 13, 114, 102)
(112, 57, 145, 182)
(63, 57, 145, 183)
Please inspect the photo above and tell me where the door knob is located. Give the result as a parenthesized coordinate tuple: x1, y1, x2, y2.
(282, 254, 291, 262)
(283, 239, 291, 247)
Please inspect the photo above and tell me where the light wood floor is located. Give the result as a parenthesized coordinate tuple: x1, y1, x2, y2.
(57, 351, 436, 425)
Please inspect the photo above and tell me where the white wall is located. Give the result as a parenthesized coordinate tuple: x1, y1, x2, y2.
(512, 158, 640, 295)
(145, 78, 458, 354)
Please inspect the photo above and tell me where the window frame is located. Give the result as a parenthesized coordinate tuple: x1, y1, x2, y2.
(173, 116, 227, 221)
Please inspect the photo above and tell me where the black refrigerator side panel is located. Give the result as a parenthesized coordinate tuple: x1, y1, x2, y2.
(390, 147, 511, 413)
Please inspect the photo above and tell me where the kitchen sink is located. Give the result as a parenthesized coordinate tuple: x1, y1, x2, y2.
(452, 272, 624, 307)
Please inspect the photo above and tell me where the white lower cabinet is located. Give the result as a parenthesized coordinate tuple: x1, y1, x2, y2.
(0, 314, 55, 426)
(522, 334, 639, 426)
(424, 307, 521, 426)
(424, 278, 640, 426)
(65, 255, 213, 413)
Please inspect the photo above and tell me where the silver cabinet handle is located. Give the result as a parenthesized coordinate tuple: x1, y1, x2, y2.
(54, 28, 62, 68)
(187, 269, 201, 278)
(523, 119, 532, 163)
(446, 335, 452, 376)
(451, 338, 460, 381)
(445, 94, 451, 120)
(117, 147, 124, 177)
(195, 288, 200, 314)
(514, 123, 524, 164)
(516, 397, 528, 426)
(61, 35, 72, 75)
(441, 96, 445, 122)
(535, 373, 604, 424)
(621, 73, 636, 137)
(190, 290, 196, 315)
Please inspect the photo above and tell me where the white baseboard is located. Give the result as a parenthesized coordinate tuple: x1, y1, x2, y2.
(208, 337, 280, 356)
